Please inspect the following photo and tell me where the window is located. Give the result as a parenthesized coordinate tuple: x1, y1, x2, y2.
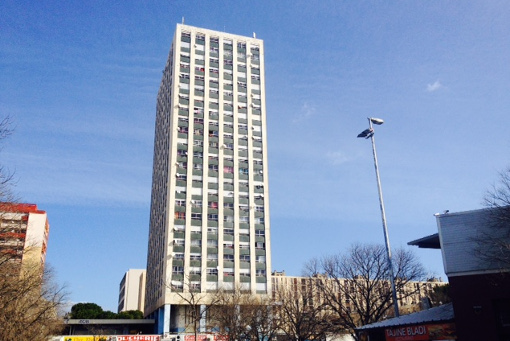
(208, 214, 218, 221)
(192, 200, 202, 208)
(175, 212, 185, 220)
(238, 124, 248, 130)
(256, 269, 266, 277)
(255, 206, 264, 212)
(194, 118, 204, 124)
(256, 217, 265, 224)
(178, 127, 188, 134)
(194, 128, 203, 135)
(256, 230, 265, 237)
(209, 130, 219, 137)
(193, 151, 203, 158)
(174, 239, 185, 246)
(173, 266, 184, 275)
(224, 202, 234, 209)
(191, 239, 201, 246)
(255, 242, 265, 249)
(193, 140, 203, 147)
(176, 174, 187, 181)
(193, 163, 203, 170)
(239, 168, 249, 175)
(174, 253, 185, 260)
(207, 240, 218, 247)
(256, 256, 265, 263)
(176, 200, 186, 207)
(191, 213, 202, 220)
(224, 228, 234, 235)
(207, 268, 218, 275)
(224, 166, 234, 174)
(209, 201, 218, 209)
(190, 254, 201, 261)
(224, 254, 234, 261)
(240, 216, 249, 223)
(240, 255, 250, 262)
(209, 164, 219, 171)
(224, 215, 234, 222)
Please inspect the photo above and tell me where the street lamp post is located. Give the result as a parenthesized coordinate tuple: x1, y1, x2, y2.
(357, 117, 400, 317)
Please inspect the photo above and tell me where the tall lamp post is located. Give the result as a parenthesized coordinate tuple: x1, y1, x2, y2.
(357, 117, 400, 317)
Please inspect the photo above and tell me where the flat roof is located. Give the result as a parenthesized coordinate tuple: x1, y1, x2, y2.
(65, 319, 155, 325)
(408, 233, 441, 249)
(357, 303, 454, 330)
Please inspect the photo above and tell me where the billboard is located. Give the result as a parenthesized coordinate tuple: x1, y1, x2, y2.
(61, 336, 160, 341)
(385, 323, 456, 341)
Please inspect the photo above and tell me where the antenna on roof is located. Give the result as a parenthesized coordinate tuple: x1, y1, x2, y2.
(253, 32, 256, 38)
(182, 17, 185, 24)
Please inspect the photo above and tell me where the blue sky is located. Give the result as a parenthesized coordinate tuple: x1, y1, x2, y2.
(2, 1, 510, 312)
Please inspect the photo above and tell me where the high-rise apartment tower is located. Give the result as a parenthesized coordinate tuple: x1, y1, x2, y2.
(145, 24, 271, 334)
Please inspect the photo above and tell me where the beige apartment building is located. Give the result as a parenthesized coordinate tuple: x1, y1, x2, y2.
(145, 23, 271, 334)
(118, 269, 146, 313)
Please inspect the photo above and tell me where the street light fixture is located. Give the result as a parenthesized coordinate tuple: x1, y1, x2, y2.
(357, 117, 400, 317)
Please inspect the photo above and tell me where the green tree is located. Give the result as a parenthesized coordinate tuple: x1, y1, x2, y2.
(70, 303, 105, 319)
(118, 310, 144, 319)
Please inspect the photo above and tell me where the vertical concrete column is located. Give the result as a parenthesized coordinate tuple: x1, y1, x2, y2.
(199, 304, 207, 332)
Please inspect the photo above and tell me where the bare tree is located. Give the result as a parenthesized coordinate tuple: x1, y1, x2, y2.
(210, 287, 254, 341)
(166, 277, 219, 340)
(209, 287, 281, 341)
(477, 167, 510, 268)
(0, 262, 68, 340)
(305, 243, 426, 340)
(243, 295, 282, 341)
(0, 115, 15, 203)
(273, 277, 335, 341)
(0, 116, 69, 339)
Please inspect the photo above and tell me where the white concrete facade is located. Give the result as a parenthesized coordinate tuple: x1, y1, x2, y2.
(118, 269, 146, 313)
(145, 24, 272, 333)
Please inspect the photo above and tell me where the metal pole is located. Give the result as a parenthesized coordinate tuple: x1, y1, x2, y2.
(368, 118, 400, 317)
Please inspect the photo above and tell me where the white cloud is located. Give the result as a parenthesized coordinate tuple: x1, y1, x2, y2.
(426, 80, 443, 92)
(326, 151, 350, 165)
(292, 102, 316, 123)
